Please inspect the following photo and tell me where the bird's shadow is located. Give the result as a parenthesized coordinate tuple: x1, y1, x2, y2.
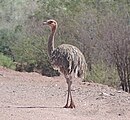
(4, 106, 63, 109)
(17, 106, 63, 109)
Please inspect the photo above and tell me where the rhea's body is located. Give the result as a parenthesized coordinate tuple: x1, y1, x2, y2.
(51, 44, 86, 79)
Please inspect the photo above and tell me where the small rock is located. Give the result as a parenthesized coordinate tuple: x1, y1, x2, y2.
(110, 93, 115, 96)
(117, 90, 122, 93)
(0, 74, 3, 76)
(99, 92, 110, 96)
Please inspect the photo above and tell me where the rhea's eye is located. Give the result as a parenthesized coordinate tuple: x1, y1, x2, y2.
(48, 21, 53, 24)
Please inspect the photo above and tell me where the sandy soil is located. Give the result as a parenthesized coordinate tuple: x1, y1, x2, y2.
(0, 66, 130, 120)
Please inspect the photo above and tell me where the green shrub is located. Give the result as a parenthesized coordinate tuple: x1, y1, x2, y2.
(13, 37, 60, 77)
(86, 62, 119, 87)
(0, 53, 15, 69)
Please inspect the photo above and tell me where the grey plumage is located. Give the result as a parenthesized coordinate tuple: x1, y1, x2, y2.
(43, 19, 87, 108)
(51, 44, 86, 79)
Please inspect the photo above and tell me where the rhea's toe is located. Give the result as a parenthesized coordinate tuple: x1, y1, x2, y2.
(63, 104, 69, 108)
(69, 103, 75, 108)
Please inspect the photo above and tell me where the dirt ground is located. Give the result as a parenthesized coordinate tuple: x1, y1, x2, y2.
(0, 66, 130, 120)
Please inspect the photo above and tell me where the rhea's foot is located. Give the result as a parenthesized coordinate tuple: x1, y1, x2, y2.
(63, 104, 69, 108)
(69, 103, 75, 108)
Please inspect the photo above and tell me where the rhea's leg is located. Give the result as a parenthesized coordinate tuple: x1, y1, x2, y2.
(69, 80, 75, 108)
(64, 75, 75, 108)
(63, 77, 70, 108)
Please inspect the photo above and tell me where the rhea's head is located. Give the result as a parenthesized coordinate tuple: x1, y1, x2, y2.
(43, 19, 57, 32)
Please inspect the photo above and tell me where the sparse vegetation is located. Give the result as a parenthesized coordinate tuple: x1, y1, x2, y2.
(0, 53, 15, 69)
(0, 0, 130, 91)
(86, 62, 119, 87)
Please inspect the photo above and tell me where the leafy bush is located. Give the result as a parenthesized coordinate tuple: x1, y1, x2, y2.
(13, 37, 60, 77)
(86, 62, 119, 87)
(0, 53, 15, 69)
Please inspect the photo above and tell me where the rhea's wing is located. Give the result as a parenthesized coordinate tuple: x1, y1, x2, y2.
(50, 45, 75, 75)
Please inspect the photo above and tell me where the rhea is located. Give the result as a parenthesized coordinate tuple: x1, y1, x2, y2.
(43, 19, 87, 108)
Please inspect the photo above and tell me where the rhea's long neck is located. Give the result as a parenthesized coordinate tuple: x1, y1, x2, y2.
(48, 26, 56, 57)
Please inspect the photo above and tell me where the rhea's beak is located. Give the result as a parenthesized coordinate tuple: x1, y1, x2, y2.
(43, 21, 48, 25)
